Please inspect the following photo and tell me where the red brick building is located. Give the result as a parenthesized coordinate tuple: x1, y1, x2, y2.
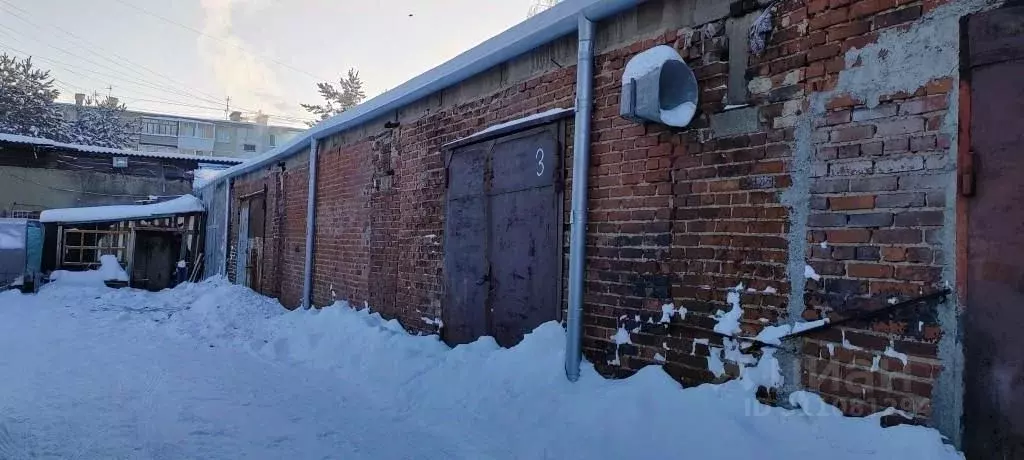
(199, 0, 1023, 455)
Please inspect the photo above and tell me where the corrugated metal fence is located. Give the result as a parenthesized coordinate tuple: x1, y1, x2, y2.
(199, 181, 229, 279)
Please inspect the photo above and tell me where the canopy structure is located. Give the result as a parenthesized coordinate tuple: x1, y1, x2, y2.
(39, 195, 205, 224)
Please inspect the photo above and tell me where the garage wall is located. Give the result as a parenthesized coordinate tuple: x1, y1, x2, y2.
(228, 151, 308, 307)
(219, 0, 1004, 443)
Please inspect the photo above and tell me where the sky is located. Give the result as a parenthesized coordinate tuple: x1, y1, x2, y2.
(0, 0, 541, 128)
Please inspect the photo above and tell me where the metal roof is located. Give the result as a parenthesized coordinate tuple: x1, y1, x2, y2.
(0, 134, 245, 165)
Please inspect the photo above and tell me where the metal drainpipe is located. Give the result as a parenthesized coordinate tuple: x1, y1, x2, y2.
(565, 14, 595, 382)
(301, 138, 319, 309)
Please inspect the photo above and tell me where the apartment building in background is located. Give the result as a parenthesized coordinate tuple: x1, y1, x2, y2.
(59, 94, 306, 159)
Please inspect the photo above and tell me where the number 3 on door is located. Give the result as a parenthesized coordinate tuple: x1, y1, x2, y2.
(535, 148, 545, 177)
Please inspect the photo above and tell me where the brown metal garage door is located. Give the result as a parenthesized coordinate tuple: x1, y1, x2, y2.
(443, 123, 562, 348)
(964, 6, 1024, 458)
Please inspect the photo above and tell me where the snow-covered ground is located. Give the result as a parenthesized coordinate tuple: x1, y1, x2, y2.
(0, 278, 963, 459)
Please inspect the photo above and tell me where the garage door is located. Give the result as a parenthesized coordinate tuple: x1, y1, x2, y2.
(443, 123, 562, 347)
(964, 6, 1024, 458)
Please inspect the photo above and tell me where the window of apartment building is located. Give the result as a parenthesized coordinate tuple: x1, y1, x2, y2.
(180, 121, 215, 139)
(269, 134, 276, 147)
(139, 118, 178, 137)
(243, 144, 257, 152)
(216, 127, 231, 142)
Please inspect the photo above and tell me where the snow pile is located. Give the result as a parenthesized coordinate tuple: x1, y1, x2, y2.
(755, 319, 830, 346)
(606, 326, 633, 366)
(659, 302, 685, 323)
(0, 280, 966, 459)
(713, 283, 745, 335)
(161, 281, 961, 459)
(710, 285, 830, 391)
(884, 340, 910, 367)
(49, 255, 128, 287)
(40, 195, 204, 223)
(805, 264, 822, 281)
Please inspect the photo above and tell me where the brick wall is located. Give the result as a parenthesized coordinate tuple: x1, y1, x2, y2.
(311, 138, 374, 307)
(237, 67, 579, 332)
(794, 0, 961, 421)
(219, 0, 991, 434)
(566, 0, 975, 424)
(280, 160, 309, 308)
(228, 154, 308, 308)
(396, 69, 576, 330)
(576, 16, 802, 388)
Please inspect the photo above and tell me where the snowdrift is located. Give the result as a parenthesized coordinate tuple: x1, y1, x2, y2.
(48, 254, 129, 287)
(0, 278, 963, 459)
(156, 278, 963, 459)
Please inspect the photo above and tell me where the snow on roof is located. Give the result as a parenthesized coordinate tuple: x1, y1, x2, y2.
(201, 0, 642, 186)
(39, 194, 205, 224)
(443, 107, 575, 149)
(0, 133, 245, 165)
(475, 108, 575, 137)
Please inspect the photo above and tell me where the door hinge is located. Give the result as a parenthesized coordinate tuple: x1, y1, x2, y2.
(960, 150, 976, 197)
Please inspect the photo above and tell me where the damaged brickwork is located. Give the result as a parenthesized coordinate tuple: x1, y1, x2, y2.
(218, 0, 1004, 446)
(227, 152, 308, 308)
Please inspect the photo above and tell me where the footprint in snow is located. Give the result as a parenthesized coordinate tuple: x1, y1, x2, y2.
(0, 418, 34, 459)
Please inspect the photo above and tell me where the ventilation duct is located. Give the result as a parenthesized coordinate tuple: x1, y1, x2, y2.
(619, 45, 699, 127)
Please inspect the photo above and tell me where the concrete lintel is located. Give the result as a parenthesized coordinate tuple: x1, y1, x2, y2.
(710, 106, 760, 138)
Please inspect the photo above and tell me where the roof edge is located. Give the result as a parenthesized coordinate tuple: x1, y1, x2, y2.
(0, 134, 244, 165)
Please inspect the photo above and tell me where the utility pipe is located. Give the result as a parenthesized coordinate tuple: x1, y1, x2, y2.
(301, 138, 319, 309)
(565, 14, 595, 382)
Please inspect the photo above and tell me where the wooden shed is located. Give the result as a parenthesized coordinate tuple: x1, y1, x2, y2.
(40, 195, 205, 291)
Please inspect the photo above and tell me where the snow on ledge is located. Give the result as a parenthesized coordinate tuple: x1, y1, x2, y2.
(40, 195, 204, 224)
(442, 107, 574, 148)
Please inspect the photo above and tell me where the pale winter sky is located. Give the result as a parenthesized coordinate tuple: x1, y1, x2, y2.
(0, 0, 539, 127)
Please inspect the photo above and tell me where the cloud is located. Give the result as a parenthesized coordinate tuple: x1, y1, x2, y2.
(197, 0, 297, 119)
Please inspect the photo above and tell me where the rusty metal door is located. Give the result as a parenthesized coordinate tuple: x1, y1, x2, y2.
(247, 194, 266, 292)
(444, 141, 490, 345)
(964, 6, 1024, 458)
(444, 124, 561, 347)
(235, 201, 249, 286)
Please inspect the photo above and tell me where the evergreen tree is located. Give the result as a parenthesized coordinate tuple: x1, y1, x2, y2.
(69, 94, 134, 149)
(0, 53, 66, 140)
(300, 68, 366, 126)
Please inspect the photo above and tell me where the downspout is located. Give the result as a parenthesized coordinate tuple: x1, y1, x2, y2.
(301, 138, 319, 309)
(565, 14, 595, 382)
